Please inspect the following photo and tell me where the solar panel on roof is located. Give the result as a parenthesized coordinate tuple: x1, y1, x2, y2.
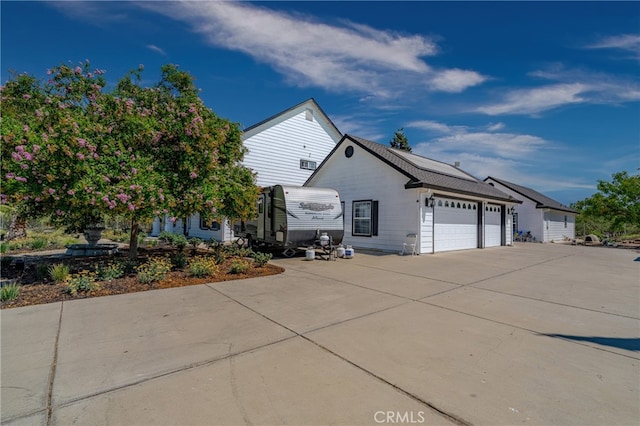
(392, 149, 475, 180)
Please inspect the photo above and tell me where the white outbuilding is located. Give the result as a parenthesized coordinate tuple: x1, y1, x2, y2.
(484, 176, 577, 243)
(306, 135, 521, 254)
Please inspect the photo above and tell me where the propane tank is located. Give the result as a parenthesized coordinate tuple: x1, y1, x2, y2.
(319, 232, 330, 246)
(336, 244, 346, 258)
(344, 245, 354, 259)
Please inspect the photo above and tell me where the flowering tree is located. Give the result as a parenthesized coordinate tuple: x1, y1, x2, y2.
(1, 62, 258, 257)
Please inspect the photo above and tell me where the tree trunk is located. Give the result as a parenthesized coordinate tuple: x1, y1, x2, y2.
(129, 218, 139, 260)
(5, 214, 27, 241)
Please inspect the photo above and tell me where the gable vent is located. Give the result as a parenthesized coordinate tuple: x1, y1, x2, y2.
(305, 108, 314, 122)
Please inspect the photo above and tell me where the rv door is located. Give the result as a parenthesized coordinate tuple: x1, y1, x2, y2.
(257, 194, 266, 240)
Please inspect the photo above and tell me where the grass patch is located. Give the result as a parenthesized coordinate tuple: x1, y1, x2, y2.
(0, 283, 21, 302)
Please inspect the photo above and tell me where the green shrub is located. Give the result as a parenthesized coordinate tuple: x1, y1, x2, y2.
(171, 252, 187, 268)
(229, 259, 250, 274)
(64, 271, 99, 295)
(223, 245, 253, 258)
(137, 258, 171, 284)
(49, 263, 70, 283)
(172, 234, 188, 252)
(158, 231, 174, 243)
(137, 231, 147, 245)
(187, 257, 219, 278)
(35, 263, 49, 281)
(0, 283, 21, 302)
(252, 252, 272, 267)
(0, 242, 8, 254)
(98, 262, 125, 281)
(29, 237, 49, 250)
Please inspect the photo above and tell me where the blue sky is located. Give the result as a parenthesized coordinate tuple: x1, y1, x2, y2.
(2, 1, 639, 205)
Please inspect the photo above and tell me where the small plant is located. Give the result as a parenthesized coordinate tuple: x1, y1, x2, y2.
(158, 231, 174, 243)
(0, 242, 8, 254)
(29, 237, 49, 250)
(64, 271, 99, 295)
(171, 251, 187, 268)
(172, 234, 188, 252)
(187, 257, 219, 278)
(137, 257, 172, 284)
(98, 262, 125, 281)
(252, 252, 272, 267)
(35, 263, 49, 281)
(137, 231, 147, 245)
(49, 263, 70, 283)
(0, 283, 21, 302)
(229, 259, 250, 274)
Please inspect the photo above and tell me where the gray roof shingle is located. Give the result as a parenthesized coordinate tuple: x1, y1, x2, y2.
(485, 176, 578, 213)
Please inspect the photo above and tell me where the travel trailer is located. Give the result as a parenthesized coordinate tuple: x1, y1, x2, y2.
(245, 185, 344, 254)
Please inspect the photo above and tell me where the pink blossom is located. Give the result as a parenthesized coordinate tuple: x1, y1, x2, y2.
(102, 195, 110, 202)
(32, 145, 40, 153)
(20, 164, 28, 170)
(102, 176, 111, 183)
(116, 193, 129, 203)
(23, 152, 33, 161)
(16, 145, 25, 153)
(48, 188, 55, 195)
(23, 94, 31, 99)
(115, 150, 121, 157)
(128, 203, 135, 211)
(11, 152, 22, 161)
(42, 133, 49, 142)
(67, 190, 76, 196)
(74, 66, 82, 74)
(56, 210, 64, 216)
(15, 177, 27, 182)
(35, 197, 41, 202)
(131, 168, 137, 175)
(170, 217, 177, 223)
(76, 153, 85, 160)
(93, 153, 99, 159)
(77, 138, 86, 147)
(189, 172, 197, 179)
(36, 109, 43, 117)
(5, 173, 16, 179)
(23, 125, 29, 132)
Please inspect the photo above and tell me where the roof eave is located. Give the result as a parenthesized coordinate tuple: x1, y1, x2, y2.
(405, 181, 522, 204)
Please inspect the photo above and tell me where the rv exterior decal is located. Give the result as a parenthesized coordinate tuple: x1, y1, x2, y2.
(299, 202, 334, 212)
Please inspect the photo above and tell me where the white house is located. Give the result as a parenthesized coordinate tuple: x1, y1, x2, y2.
(484, 176, 577, 243)
(151, 98, 342, 241)
(305, 135, 521, 254)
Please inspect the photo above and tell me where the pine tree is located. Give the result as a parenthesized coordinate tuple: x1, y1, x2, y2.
(390, 128, 411, 152)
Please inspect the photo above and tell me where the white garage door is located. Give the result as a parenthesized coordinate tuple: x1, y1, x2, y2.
(434, 198, 478, 252)
(484, 204, 502, 247)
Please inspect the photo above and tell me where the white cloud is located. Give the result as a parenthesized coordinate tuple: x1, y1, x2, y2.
(486, 122, 505, 132)
(146, 44, 167, 56)
(428, 68, 488, 93)
(138, 1, 486, 97)
(586, 34, 640, 60)
(405, 120, 466, 135)
(477, 83, 588, 115)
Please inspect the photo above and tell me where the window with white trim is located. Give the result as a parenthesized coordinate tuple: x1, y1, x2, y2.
(352, 200, 378, 237)
(200, 216, 220, 231)
(300, 159, 316, 170)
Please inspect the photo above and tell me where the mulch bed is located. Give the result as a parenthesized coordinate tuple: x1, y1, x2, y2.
(0, 247, 284, 309)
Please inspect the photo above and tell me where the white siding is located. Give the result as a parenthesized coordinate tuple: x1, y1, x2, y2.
(544, 211, 575, 242)
(486, 179, 575, 243)
(243, 109, 339, 187)
(307, 142, 419, 253)
(419, 193, 433, 254)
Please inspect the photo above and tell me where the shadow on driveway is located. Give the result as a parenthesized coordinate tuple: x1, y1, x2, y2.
(542, 334, 640, 352)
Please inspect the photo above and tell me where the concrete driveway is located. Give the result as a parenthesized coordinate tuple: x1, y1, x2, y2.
(2, 243, 639, 425)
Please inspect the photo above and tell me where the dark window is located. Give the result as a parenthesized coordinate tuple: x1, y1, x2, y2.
(352, 200, 378, 237)
(564, 215, 568, 228)
(300, 159, 317, 170)
(200, 216, 220, 231)
(345, 145, 354, 158)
